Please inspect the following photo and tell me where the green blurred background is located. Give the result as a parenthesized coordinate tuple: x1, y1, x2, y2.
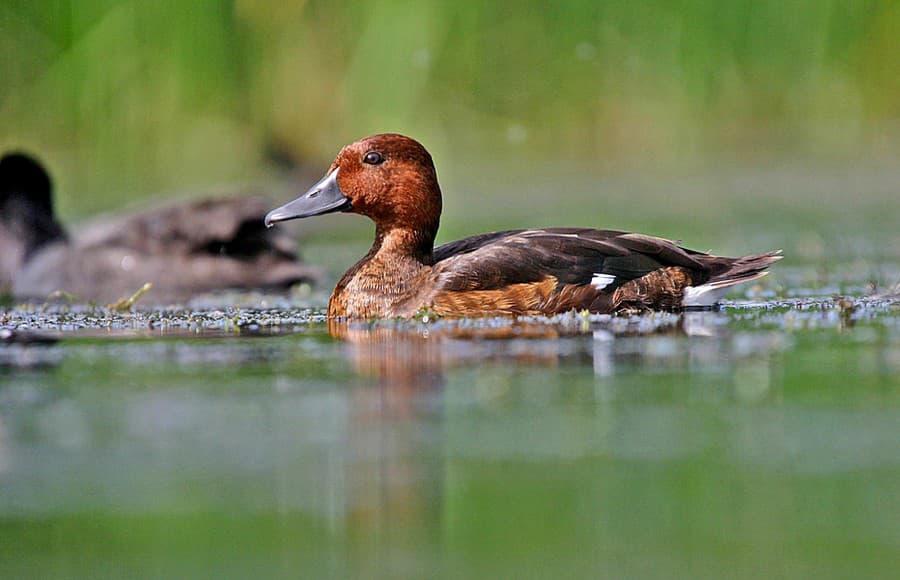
(2, 0, 899, 258)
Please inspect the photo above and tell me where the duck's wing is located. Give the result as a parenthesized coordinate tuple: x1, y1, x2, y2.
(434, 228, 705, 289)
(428, 228, 715, 315)
(433, 229, 527, 261)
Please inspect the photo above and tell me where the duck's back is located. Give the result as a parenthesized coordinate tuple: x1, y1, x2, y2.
(15, 196, 322, 303)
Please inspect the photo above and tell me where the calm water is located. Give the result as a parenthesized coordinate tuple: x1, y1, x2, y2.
(1, 285, 899, 578)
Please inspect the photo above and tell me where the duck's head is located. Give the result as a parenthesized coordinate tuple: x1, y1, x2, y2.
(1, 153, 54, 215)
(265, 134, 442, 234)
(0, 153, 66, 266)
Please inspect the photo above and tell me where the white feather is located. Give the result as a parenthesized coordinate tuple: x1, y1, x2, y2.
(591, 273, 616, 290)
(683, 284, 732, 306)
(682, 271, 769, 307)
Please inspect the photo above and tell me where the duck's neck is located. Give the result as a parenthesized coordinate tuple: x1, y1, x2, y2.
(329, 222, 438, 318)
(372, 222, 436, 265)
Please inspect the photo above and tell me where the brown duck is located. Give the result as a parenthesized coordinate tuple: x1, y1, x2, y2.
(266, 134, 781, 318)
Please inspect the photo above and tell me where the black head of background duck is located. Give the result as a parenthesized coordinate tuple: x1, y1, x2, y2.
(0, 153, 67, 290)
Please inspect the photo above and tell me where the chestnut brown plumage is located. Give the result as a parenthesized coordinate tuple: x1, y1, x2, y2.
(266, 134, 781, 318)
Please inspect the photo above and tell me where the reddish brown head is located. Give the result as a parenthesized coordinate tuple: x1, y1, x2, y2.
(266, 134, 442, 244)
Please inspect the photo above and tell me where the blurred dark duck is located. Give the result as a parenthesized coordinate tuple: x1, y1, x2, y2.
(1, 152, 321, 302)
(266, 133, 781, 318)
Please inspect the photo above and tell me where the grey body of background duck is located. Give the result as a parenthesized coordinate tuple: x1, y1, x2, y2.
(0, 153, 322, 303)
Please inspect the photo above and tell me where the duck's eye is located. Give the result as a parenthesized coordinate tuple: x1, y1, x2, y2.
(363, 151, 384, 165)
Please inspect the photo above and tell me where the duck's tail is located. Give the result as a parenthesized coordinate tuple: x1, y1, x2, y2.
(684, 250, 783, 307)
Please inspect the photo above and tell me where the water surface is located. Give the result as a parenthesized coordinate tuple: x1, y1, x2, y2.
(2, 286, 899, 578)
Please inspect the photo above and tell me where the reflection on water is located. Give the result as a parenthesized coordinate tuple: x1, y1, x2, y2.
(1, 306, 899, 577)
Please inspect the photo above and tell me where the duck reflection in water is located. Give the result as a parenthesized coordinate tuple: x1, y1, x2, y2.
(327, 310, 740, 392)
(319, 317, 574, 553)
(315, 311, 785, 558)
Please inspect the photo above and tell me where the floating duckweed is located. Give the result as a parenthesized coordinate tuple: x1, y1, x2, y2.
(0, 292, 898, 341)
(412, 307, 441, 324)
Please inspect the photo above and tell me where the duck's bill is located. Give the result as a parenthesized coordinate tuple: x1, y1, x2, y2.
(265, 169, 351, 226)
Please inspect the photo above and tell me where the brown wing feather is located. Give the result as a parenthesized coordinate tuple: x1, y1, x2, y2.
(433, 228, 693, 291)
(433, 229, 525, 261)
(427, 229, 778, 315)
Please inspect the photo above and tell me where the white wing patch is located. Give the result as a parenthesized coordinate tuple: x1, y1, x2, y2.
(591, 273, 616, 290)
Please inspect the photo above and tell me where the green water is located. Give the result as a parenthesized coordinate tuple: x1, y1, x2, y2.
(2, 292, 899, 578)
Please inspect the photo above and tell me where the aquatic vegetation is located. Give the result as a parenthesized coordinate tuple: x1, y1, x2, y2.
(107, 282, 153, 312)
